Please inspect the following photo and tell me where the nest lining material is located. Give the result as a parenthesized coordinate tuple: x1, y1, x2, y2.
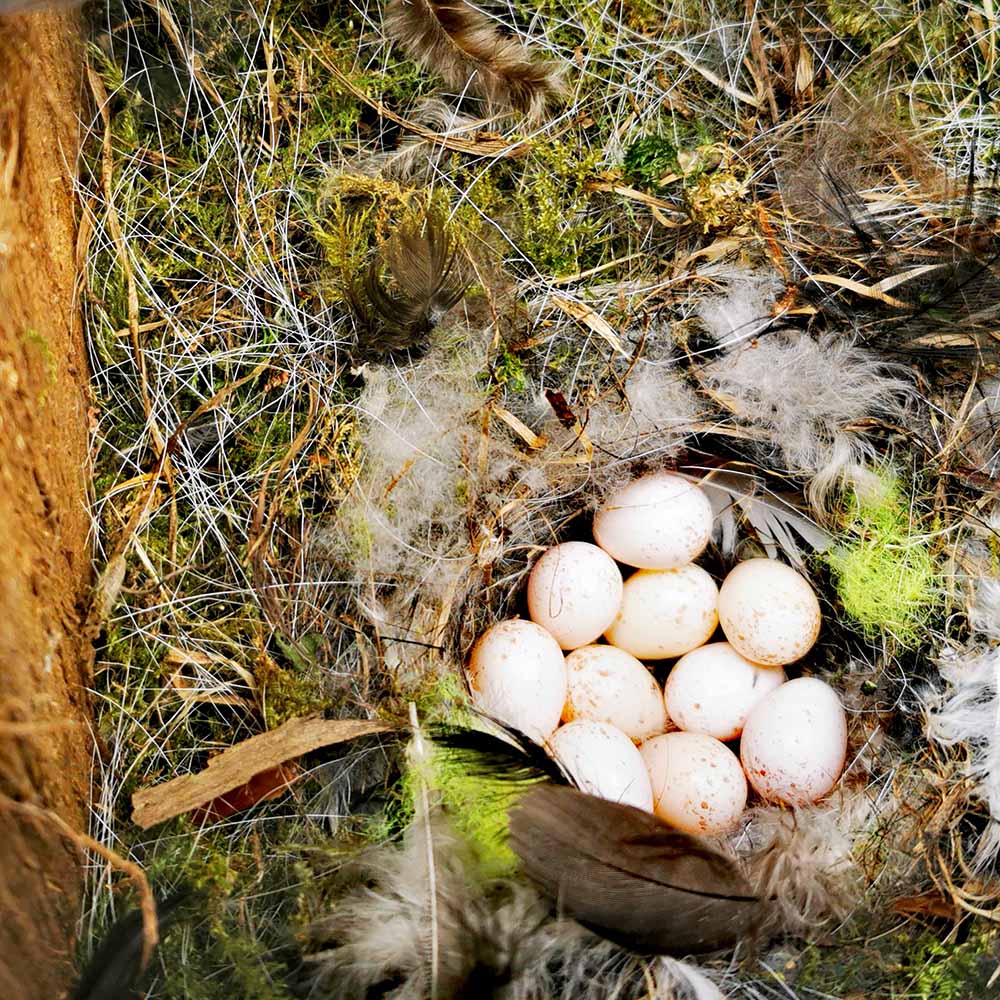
(75, 0, 1000, 996)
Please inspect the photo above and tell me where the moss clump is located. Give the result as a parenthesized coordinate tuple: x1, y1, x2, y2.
(430, 741, 525, 879)
(826, 0, 908, 49)
(826, 476, 940, 647)
(623, 135, 682, 190)
(140, 823, 302, 1000)
(256, 644, 328, 729)
(792, 922, 999, 997)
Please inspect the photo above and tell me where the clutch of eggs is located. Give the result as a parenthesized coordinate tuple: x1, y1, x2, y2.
(466, 470, 848, 833)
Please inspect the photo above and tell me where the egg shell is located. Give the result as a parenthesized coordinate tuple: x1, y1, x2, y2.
(605, 565, 719, 660)
(593, 472, 714, 569)
(718, 558, 821, 666)
(563, 644, 668, 742)
(664, 642, 786, 741)
(740, 677, 847, 806)
(549, 720, 653, 811)
(467, 619, 567, 741)
(640, 731, 747, 835)
(527, 542, 624, 650)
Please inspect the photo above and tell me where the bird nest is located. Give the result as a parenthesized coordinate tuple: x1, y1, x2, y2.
(76, 0, 1000, 997)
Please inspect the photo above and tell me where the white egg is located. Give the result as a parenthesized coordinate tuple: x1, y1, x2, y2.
(740, 677, 847, 806)
(604, 565, 719, 660)
(640, 731, 747, 835)
(549, 720, 653, 811)
(467, 619, 567, 741)
(527, 542, 623, 650)
(563, 644, 668, 742)
(664, 642, 786, 741)
(718, 558, 821, 666)
(593, 472, 713, 569)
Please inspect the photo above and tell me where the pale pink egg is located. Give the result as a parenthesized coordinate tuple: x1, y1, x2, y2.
(640, 731, 747, 835)
(550, 720, 653, 811)
(605, 565, 719, 660)
(563, 644, 668, 742)
(593, 472, 713, 569)
(664, 642, 785, 740)
(718, 558, 821, 666)
(467, 619, 567, 741)
(527, 542, 623, 650)
(740, 677, 847, 806)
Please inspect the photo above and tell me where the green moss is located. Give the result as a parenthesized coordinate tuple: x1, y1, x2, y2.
(140, 824, 302, 1000)
(826, 0, 908, 49)
(513, 139, 604, 276)
(431, 747, 522, 878)
(258, 642, 328, 729)
(410, 674, 525, 877)
(902, 932, 989, 1000)
(623, 135, 682, 189)
(792, 922, 999, 997)
(825, 475, 940, 647)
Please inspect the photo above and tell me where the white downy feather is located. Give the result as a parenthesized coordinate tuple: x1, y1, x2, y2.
(926, 640, 1000, 869)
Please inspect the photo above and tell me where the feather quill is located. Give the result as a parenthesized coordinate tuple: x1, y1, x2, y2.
(383, 0, 567, 118)
(509, 784, 761, 955)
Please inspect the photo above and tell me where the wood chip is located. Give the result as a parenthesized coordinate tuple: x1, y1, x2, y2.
(131, 715, 395, 829)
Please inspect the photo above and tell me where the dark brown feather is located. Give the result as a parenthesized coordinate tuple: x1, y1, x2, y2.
(348, 210, 468, 362)
(509, 785, 761, 955)
(383, 0, 566, 118)
(431, 722, 569, 786)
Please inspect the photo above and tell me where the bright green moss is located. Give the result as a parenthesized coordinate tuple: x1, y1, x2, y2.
(826, 475, 940, 647)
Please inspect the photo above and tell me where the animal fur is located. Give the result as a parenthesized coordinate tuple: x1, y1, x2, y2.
(693, 265, 785, 348)
(925, 639, 1000, 869)
(72, 892, 191, 1000)
(739, 799, 866, 934)
(352, 97, 493, 182)
(383, 0, 567, 118)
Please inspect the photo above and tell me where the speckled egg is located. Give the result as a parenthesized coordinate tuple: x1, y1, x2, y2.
(605, 565, 719, 660)
(550, 720, 654, 811)
(664, 642, 786, 741)
(467, 619, 567, 741)
(718, 558, 821, 666)
(593, 472, 714, 570)
(527, 542, 624, 650)
(740, 677, 847, 806)
(640, 731, 748, 835)
(563, 644, 668, 742)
